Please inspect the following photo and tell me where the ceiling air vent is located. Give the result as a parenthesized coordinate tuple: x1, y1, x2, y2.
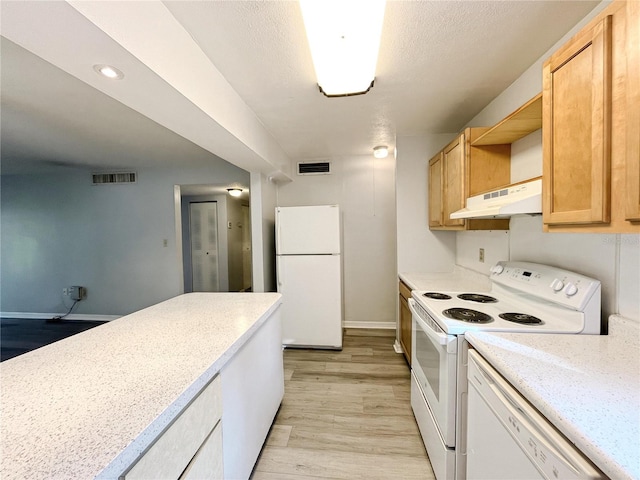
(92, 172, 137, 185)
(297, 161, 331, 175)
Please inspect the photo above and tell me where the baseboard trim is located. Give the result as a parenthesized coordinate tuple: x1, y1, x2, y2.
(343, 321, 395, 330)
(1, 312, 120, 322)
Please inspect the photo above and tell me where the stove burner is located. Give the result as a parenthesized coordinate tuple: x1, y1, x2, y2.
(499, 313, 544, 325)
(457, 293, 498, 303)
(443, 308, 493, 323)
(422, 292, 452, 300)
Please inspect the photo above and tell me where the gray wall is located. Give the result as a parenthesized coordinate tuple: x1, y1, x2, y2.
(1, 162, 249, 317)
(276, 154, 397, 328)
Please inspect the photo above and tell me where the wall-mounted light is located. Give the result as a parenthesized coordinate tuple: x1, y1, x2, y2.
(299, 0, 386, 97)
(227, 188, 243, 197)
(93, 64, 124, 80)
(373, 146, 389, 159)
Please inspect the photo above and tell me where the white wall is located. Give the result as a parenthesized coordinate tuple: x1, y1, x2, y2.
(249, 172, 278, 293)
(277, 155, 397, 327)
(453, 0, 639, 322)
(396, 135, 457, 274)
(1, 162, 249, 317)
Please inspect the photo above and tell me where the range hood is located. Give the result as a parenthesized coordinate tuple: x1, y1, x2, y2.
(450, 178, 542, 219)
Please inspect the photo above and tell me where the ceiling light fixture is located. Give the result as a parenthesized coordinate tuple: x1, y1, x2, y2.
(227, 187, 243, 197)
(299, 0, 386, 97)
(93, 64, 124, 80)
(373, 146, 389, 159)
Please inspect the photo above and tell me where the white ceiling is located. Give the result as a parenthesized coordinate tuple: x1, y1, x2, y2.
(0, 0, 600, 176)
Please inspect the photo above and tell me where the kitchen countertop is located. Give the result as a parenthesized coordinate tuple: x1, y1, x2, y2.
(0, 292, 282, 480)
(399, 266, 491, 292)
(466, 315, 640, 480)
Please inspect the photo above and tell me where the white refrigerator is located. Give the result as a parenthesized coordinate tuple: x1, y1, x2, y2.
(275, 205, 343, 349)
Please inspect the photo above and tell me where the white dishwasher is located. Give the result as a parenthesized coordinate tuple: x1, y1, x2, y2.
(467, 350, 604, 480)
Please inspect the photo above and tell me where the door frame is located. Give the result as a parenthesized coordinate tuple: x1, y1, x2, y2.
(174, 187, 230, 293)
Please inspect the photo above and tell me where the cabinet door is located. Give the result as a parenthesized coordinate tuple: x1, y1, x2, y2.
(428, 152, 443, 227)
(542, 15, 613, 225)
(398, 281, 412, 365)
(627, 0, 640, 221)
(443, 134, 466, 227)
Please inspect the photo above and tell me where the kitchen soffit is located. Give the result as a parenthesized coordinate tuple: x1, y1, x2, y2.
(1, 1, 600, 175)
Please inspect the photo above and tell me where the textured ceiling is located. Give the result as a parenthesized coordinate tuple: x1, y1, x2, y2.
(0, 0, 600, 175)
(164, 0, 599, 159)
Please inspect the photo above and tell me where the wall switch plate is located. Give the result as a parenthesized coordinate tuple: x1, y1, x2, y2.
(479, 248, 485, 263)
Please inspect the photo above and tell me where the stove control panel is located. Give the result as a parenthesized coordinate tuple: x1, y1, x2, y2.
(490, 261, 601, 312)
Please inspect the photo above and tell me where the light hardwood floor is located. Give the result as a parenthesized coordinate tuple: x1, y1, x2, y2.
(251, 329, 435, 480)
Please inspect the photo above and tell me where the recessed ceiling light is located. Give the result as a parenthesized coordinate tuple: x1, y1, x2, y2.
(93, 64, 124, 80)
(373, 146, 389, 158)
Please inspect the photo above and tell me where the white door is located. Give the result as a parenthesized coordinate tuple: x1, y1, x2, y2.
(276, 254, 342, 348)
(190, 202, 219, 292)
(276, 205, 340, 255)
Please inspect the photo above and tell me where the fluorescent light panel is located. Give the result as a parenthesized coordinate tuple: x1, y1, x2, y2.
(299, 0, 386, 96)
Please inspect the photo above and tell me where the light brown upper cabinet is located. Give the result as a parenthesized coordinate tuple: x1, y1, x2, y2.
(428, 128, 510, 231)
(428, 151, 444, 228)
(443, 134, 466, 229)
(626, 0, 640, 221)
(542, 1, 639, 232)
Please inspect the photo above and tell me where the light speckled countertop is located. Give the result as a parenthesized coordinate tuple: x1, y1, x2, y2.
(0, 292, 282, 480)
(399, 266, 491, 292)
(466, 316, 640, 480)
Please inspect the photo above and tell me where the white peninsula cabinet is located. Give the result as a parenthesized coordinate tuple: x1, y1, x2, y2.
(122, 308, 283, 480)
(124, 375, 224, 479)
(0, 293, 283, 480)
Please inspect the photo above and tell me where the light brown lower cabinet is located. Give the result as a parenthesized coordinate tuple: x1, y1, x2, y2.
(399, 280, 412, 365)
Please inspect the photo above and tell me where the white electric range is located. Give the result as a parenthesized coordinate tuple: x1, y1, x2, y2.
(408, 261, 602, 480)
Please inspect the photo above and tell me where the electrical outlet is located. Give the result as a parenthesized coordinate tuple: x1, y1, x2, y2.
(479, 248, 485, 263)
(67, 286, 86, 301)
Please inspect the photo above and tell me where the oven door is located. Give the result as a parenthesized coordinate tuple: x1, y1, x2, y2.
(409, 298, 457, 447)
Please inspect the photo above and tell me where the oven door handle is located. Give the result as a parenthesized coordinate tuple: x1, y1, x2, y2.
(408, 298, 456, 351)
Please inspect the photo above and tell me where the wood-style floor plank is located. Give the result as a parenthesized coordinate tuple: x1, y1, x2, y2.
(252, 329, 434, 479)
(255, 446, 433, 480)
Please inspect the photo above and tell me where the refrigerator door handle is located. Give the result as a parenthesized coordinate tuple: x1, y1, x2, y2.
(277, 258, 283, 287)
(276, 216, 280, 254)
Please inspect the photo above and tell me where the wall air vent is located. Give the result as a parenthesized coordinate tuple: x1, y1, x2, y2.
(297, 161, 331, 175)
(92, 172, 137, 185)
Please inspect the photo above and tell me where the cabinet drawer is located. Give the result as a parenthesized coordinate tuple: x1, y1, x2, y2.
(180, 422, 223, 480)
(123, 375, 222, 480)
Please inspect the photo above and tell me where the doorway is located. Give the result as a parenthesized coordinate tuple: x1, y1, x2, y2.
(189, 201, 220, 292)
(175, 184, 252, 293)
